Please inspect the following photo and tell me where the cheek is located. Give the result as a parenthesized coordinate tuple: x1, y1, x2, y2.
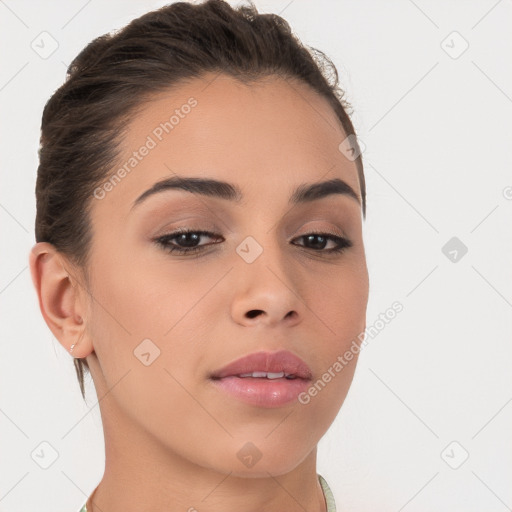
(312, 258, 369, 345)
(86, 247, 215, 401)
(89, 242, 205, 338)
(297, 268, 367, 418)
(85, 258, 204, 421)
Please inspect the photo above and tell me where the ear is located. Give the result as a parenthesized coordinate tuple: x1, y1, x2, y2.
(29, 242, 93, 358)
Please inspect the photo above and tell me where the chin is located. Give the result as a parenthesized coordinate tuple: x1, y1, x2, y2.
(207, 441, 311, 478)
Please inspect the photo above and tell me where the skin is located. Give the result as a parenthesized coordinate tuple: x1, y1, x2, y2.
(30, 72, 369, 512)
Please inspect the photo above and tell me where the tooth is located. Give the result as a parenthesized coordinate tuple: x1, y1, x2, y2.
(266, 372, 285, 379)
(237, 371, 290, 379)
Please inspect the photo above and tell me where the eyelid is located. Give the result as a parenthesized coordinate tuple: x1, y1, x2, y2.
(289, 223, 347, 241)
(152, 221, 218, 238)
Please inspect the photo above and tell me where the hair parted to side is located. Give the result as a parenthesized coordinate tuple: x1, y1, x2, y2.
(35, 0, 366, 401)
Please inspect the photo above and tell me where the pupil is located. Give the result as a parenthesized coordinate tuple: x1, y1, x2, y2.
(306, 234, 327, 250)
(179, 233, 199, 247)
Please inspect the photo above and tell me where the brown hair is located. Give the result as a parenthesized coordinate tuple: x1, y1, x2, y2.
(34, 0, 366, 401)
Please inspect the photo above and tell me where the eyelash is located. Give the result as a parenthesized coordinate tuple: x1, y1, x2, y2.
(154, 228, 353, 256)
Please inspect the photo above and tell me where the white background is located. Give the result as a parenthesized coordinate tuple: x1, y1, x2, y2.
(0, 1, 511, 511)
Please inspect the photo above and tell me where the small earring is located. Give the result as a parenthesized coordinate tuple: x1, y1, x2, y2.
(70, 328, 84, 355)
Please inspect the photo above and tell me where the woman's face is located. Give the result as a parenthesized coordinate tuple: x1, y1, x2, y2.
(83, 73, 369, 477)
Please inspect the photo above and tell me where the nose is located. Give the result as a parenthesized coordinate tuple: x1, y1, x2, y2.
(230, 237, 303, 328)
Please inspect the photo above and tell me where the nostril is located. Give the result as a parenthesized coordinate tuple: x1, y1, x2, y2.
(246, 309, 263, 319)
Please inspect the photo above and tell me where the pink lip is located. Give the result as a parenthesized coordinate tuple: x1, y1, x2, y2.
(210, 350, 313, 380)
(209, 350, 312, 408)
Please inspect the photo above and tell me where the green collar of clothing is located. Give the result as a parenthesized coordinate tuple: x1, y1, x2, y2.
(79, 473, 336, 512)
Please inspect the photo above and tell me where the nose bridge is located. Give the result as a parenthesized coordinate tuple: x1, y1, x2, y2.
(235, 226, 289, 280)
(234, 192, 290, 264)
(230, 226, 304, 326)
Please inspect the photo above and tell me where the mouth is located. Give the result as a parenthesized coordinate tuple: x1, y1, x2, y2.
(235, 371, 299, 379)
(209, 350, 312, 408)
(210, 349, 313, 380)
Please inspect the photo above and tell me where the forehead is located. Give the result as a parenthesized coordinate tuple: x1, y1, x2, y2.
(95, 73, 361, 215)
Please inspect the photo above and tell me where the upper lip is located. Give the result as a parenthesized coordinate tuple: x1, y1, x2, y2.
(210, 350, 313, 380)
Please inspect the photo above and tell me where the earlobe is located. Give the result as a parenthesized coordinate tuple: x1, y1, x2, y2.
(29, 242, 92, 358)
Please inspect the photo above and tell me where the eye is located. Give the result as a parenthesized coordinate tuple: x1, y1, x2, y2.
(293, 231, 353, 254)
(154, 228, 223, 255)
(153, 228, 353, 256)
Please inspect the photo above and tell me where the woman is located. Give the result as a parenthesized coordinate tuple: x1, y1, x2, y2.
(29, 1, 369, 510)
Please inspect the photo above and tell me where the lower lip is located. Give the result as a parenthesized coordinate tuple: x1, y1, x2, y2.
(210, 376, 311, 408)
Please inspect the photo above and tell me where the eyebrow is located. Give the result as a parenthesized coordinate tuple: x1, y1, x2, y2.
(130, 176, 361, 211)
